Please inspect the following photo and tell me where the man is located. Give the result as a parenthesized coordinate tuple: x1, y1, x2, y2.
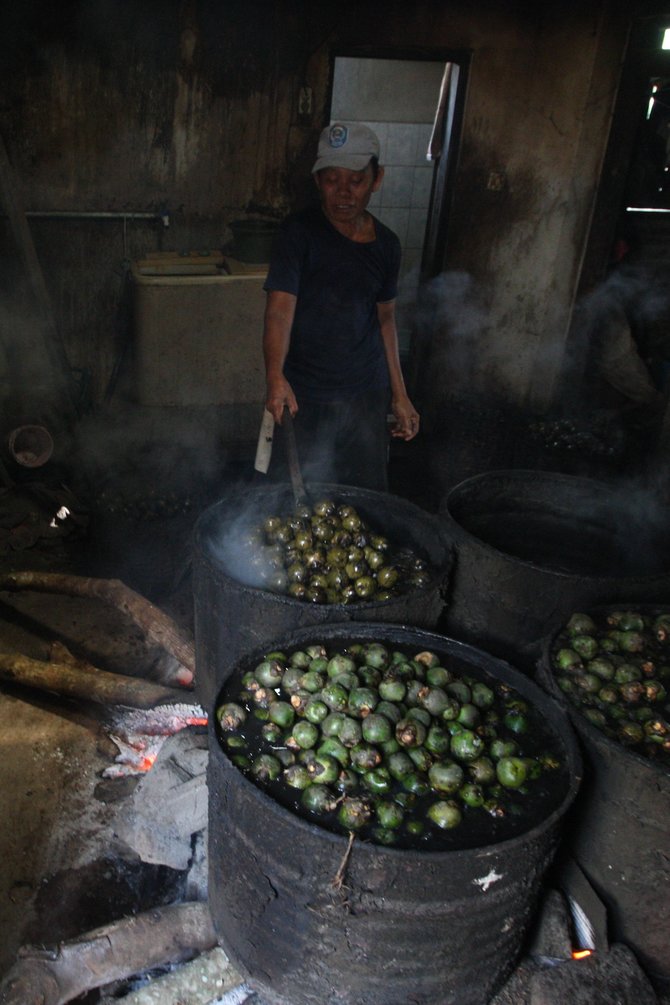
(263, 121, 420, 492)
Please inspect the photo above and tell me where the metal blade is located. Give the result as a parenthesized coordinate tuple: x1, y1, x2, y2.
(254, 408, 275, 474)
(282, 407, 308, 507)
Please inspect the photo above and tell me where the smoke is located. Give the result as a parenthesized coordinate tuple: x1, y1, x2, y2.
(577, 261, 670, 334)
(575, 476, 670, 575)
(0, 287, 74, 433)
(72, 405, 230, 499)
(399, 267, 493, 425)
(402, 268, 489, 403)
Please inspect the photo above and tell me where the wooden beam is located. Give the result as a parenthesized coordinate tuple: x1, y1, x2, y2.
(0, 133, 76, 414)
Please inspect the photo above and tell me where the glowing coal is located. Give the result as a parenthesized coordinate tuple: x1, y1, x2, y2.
(103, 702, 207, 777)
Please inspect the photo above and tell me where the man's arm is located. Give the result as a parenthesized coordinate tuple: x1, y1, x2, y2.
(377, 299, 420, 441)
(263, 289, 298, 423)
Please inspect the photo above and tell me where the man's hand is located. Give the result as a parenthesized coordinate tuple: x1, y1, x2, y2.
(390, 394, 420, 440)
(266, 375, 298, 425)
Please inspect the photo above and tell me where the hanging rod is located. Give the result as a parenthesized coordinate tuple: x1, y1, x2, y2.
(21, 210, 170, 226)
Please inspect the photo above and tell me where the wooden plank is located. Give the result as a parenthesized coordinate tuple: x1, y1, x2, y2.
(0, 133, 75, 411)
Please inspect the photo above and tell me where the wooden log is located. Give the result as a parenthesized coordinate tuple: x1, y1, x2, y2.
(0, 571, 195, 686)
(0, 651, 185, 710)
(0, 902, 219, 1005)
(48, 640, 99, 673)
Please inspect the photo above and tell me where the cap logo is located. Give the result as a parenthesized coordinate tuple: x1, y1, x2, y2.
(329, 124, 348, 148)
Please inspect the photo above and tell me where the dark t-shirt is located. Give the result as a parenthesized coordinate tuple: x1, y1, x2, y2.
(264, 205, 401, 402)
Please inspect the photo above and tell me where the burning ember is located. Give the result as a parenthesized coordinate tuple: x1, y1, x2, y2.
(104, 702, 207, 777)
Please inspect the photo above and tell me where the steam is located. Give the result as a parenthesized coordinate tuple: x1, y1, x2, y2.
(566, 259, 670, 403)
(404, 268, 487, 396)
(201, 486, 294, 592)
(73, 406, 227, 497)
(574, 262, 670, 340)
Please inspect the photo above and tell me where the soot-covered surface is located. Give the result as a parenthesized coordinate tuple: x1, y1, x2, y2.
(447, 471, 670, 577)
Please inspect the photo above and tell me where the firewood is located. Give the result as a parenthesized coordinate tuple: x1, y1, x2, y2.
(48, 640, 99, 673)
(0, 571, 195, 686)
(0, 651, 186, 710)
(0, 902, 218, 1005)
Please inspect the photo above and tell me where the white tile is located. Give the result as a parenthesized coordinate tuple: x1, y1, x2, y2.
(381, 166, 414, 208)
(377, 207, 409, 245)
(411, 166, 434, 208)
(384, 123, 419, 166)
(365, 120, 389, 156)
(407, 207, 429, 249)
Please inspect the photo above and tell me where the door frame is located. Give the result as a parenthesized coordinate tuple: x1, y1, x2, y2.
(576, 15, 670, 297)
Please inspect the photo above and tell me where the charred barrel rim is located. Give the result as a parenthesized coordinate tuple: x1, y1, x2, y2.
(194, 481, 452, 602)
(539, 604, 670, 776)
(443, 469, 670, 579)
(210, 621, 583, 854)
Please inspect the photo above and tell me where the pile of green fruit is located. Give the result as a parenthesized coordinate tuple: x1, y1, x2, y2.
(216, 639, 565, 850)
(239, 498, 432, 604)
(551, 609, 670, 765)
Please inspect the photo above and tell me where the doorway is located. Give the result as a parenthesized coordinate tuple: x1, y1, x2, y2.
(328, 53, 467, 367)
(576, 16, 670, 293)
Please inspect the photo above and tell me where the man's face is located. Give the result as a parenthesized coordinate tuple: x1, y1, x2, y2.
(315, 164, 384, 226)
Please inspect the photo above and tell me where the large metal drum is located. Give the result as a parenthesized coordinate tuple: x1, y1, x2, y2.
(537, 606, 670, 991)
(440, 470, 670, 669)
(193, 482, 452, 707)
(207, 623, 582, 1005)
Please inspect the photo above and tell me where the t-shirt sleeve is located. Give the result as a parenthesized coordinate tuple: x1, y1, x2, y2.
(263, 218, 304, 295)
(376, 230, 402, 304)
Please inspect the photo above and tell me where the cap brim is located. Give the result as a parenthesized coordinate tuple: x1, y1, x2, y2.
(312, 154, 374, 174)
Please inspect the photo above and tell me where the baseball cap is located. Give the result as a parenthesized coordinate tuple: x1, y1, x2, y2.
(311, 122, 381, 174)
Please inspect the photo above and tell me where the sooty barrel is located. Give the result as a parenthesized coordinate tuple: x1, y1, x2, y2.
(537, 606, 670, 991)
(207, 622, 582, 1005)
(440, 470, 670, 669)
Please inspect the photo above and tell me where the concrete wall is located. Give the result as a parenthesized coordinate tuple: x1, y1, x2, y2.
(0, 0, 633, 440)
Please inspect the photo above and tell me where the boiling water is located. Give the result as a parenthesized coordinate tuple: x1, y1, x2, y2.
(216, 641, 571, 854)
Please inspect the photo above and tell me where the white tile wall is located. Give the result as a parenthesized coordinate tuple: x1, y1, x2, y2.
(407, 207, 428, 250)
(385, 123, 420, 166)
(411, 166, 434, 209)
(364, 119, 436, 292)
(381, 166, 414, 209)
(329, 57, 446, 310)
